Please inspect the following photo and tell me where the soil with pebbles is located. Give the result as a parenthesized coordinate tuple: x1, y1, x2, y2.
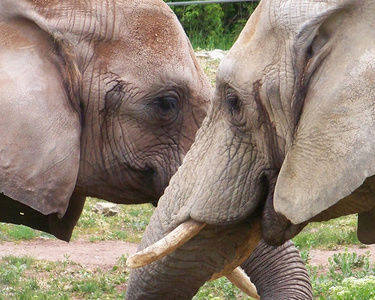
(1, 239, 375, 270)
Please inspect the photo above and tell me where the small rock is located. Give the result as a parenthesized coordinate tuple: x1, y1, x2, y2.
(208, 49, 226, 60)
(93, 202, 119, 217)
(195, 51, 210, 58)
(195, 49, 227, 61)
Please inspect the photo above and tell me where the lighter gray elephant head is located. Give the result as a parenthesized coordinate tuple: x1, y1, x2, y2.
(138, 0, 375, 245)
(0, 0, 210, 240)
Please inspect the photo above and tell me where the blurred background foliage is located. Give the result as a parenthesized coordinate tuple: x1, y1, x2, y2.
(165, 1, 259, 49)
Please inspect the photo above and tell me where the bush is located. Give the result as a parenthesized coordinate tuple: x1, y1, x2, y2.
(165, 1, 258, 49)
(307, 250, 375, 298)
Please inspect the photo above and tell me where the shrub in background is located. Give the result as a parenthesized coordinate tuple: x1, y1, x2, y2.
(165, 1, 258, 49)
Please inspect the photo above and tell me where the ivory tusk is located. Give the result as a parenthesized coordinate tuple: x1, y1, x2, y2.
(226, 267, 260, 299)
(127, 220, 206, 269)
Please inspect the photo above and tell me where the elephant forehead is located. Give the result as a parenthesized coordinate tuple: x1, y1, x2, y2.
(268, 0, 328, 32)
(97, 39, 197, 85)
(28, 0, 166, 11)
(121, 8, 189, 66)
(96, 15, 197, 84)
(26, 0, 183, 58)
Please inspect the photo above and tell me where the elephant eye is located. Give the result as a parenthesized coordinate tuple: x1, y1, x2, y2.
(150, 94, 180, 122)
(226, 90, 240, 116)
(156, 96, 178, 114)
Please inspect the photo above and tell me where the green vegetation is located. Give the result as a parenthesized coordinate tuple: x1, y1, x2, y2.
(166, 1, 258, 49)
(194, 277, 249, 300)
(0, 255, 128, 299)
(307, 250, 375, 299)
(0, 198, 154, 243)
(0, 224, 39, 241)
(1, 250, 374, 299)
(293, 215, 361, 250)
(73, 198, 154, 242)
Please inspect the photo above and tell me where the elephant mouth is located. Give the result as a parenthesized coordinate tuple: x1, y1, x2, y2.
(124, 165, 161, 205)
(145, 163, 179, 205)
(141, 167, 160, 205)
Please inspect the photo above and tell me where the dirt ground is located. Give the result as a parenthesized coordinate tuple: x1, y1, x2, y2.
(1, 239, 375, 269)
(0, 239, 137, 268)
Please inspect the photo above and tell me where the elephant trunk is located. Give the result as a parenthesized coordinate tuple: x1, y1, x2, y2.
(126, 208, 263, 299)
(242, 240, 312, 300)
(126, 212, 312, 300)
(126, 247, 210, 299)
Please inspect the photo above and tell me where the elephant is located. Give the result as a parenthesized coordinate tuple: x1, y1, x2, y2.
(127, 0, 375, 298)
(0, 0, 210, 241)
(1, 1, 311, 298)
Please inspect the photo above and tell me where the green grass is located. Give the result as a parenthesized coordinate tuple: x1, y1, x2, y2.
(0, 224, 39, 241)
(0, 255, 129, 299)
(293, 215, 361, 250)
(1, 250, 374, 299)
(73, 198, 154, 242)
(0, 254, 252, 300)
(194, 277, 252, 300)
(0, 198, 154, 243)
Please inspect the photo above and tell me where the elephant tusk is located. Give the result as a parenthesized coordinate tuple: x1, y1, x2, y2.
(226, 267, 260, 299)
(126, 220, 206, 269)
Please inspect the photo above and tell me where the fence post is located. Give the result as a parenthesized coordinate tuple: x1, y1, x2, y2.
(167, 0, 258, 6)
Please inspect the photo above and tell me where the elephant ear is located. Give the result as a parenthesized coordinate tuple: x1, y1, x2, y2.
(274, 1, 375, 224)
(0, 10, 81, 218)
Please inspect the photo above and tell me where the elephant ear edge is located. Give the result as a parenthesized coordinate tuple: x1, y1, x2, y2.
(274, 0, 375, 225)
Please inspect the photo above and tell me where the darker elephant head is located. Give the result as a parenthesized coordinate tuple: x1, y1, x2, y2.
(74, 1, 211, 205)
(0, 0, 210, 239)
